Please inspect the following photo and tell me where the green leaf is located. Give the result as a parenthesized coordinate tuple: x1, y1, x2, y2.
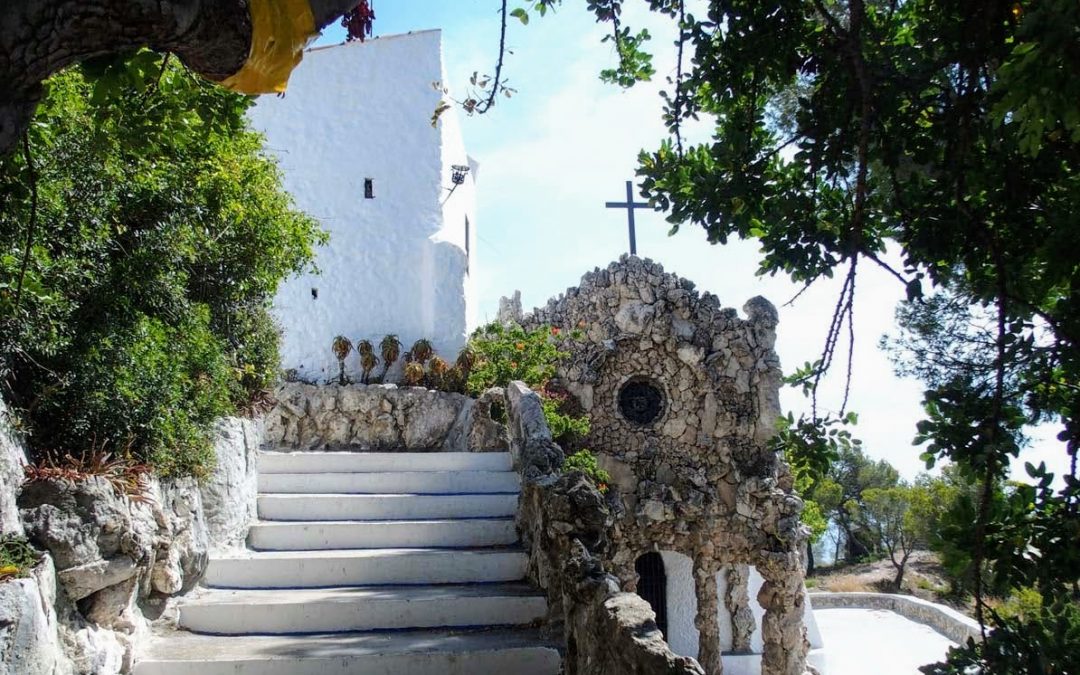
(510, 8, 529, 25)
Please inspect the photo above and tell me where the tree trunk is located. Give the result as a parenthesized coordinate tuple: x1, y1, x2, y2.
(892, 550, 911, 591)
(0, 0, 360, 155)
(806, 540, 815, 575)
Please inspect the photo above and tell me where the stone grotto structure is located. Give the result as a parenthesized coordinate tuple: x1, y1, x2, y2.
(511, 256, 823, 674)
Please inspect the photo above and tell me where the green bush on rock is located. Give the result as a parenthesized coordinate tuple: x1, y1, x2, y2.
(466, 321, 590, 449)
(0, 52, 323, 477)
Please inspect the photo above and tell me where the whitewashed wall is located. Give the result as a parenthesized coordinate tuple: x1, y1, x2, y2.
(248, 30, 477, 381)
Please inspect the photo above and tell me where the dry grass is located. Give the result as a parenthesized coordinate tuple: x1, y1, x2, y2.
(818, 574, 877, 593)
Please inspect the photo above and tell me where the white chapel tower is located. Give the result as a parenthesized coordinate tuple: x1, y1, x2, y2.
(248, 30, 478, 381)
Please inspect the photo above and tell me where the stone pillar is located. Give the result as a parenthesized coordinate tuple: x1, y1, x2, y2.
(725, 564, 755, 652)
(756, 557, 809, 675)
(693, 555, 722, 675)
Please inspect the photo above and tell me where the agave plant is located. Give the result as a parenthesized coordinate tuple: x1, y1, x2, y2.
(403, 361, 425, 387)
(427, 356, 450, 390)
(455, 346, 477, 377)
(410, 338, 434, 365)
(356, 339, 378, 384)
(379, 334, 402, 380)
(331, 335, 354, 385)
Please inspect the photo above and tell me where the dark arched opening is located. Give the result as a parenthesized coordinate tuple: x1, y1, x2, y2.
(635, 552, 668, 637)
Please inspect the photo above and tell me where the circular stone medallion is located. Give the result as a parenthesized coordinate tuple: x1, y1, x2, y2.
(618, 378, 665, 425)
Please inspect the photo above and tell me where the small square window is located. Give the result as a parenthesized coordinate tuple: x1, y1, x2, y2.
(364, 178, 374, 199)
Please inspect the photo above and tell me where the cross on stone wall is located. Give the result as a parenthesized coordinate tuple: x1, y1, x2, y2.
(605, 181, 650, 255)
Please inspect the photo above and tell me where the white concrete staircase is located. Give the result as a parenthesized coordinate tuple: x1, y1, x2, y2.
(136, 450, 561, 675)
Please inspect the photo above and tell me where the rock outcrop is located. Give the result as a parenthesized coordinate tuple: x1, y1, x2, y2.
(2, 417, 262, 674)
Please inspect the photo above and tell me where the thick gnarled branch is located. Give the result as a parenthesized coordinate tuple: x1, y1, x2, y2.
(0, 0, 359, 155)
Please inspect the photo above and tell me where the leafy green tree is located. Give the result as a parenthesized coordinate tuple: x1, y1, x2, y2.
(773, 409, 860, 571)
(0, 53, 322, 476)
(847, 481, 939, 590)
(527, 0, 1080, 667)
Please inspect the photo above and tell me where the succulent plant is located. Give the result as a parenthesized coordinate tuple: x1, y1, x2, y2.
(410, 338, 434, 365)
(331, 336, 353, 384)
(427, 355, 450, 389)
(403, 361, 425, 387)
(455, 346, 477, 375)
(429, 355, 450, 377)
(379, 334, 402, 380)
(356, 339, 378, 384)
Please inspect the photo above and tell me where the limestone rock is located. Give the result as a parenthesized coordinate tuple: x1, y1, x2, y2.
(0, 557, 72, 675)
(497, 290, 523, 325)
(614, 301, 656, 335)
(200, 417, 261, 553)
(19, 477, 154, 602)
(0, 399, 27, 537)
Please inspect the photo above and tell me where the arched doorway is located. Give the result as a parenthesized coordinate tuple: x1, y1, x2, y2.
(635, 552, 668, 637)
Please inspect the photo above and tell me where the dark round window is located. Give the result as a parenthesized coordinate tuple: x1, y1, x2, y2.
(618, 378, 664, 425)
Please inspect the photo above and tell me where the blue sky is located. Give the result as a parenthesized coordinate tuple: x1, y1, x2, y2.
(313, 2, 1066, 482)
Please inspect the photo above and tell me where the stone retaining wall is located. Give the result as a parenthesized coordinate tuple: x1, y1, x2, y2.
(810, 592, 981, 644)
(265, 382, 507, 452)
(506, 381, 705, 675)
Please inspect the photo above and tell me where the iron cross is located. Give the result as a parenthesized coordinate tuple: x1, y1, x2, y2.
(605, 180, 650, 255)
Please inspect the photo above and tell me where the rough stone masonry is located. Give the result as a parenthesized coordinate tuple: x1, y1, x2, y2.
(512, 256, 811, 675)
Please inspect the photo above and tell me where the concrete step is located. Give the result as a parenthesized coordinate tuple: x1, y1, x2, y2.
(249, 518, 518, 550)
(258, 493, 518, 521)
(134, 627, 561, 675)
(177, 583, 547, 635)
(259, 470, 520, 495)
(259, 451, 512, 474)
(204, 548, 528, 589)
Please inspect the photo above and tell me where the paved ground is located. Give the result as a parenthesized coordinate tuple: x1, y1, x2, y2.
(814, 608, 957, 675)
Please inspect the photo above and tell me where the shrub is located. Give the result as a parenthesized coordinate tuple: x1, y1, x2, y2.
(991, 587, 1045, 626)
(466, 322, 590, 446)
(331, 336, 353, 385)
(356, 339, 377, 384)
(378, 335, 401, 381)
(0, 53, 322, 477)
(563, 449, 611, 493)
(410, 339, 434, 365)
(403, 362, 425, 387)
(466, 322, 565, 395)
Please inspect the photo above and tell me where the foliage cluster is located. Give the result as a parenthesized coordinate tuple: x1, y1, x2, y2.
(0, 53, 322, 477)
(0, 536, 40, 580)
(23, 448, 153, 500)
(466, 322, 590, 449)
(563, 449, 611, 493)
